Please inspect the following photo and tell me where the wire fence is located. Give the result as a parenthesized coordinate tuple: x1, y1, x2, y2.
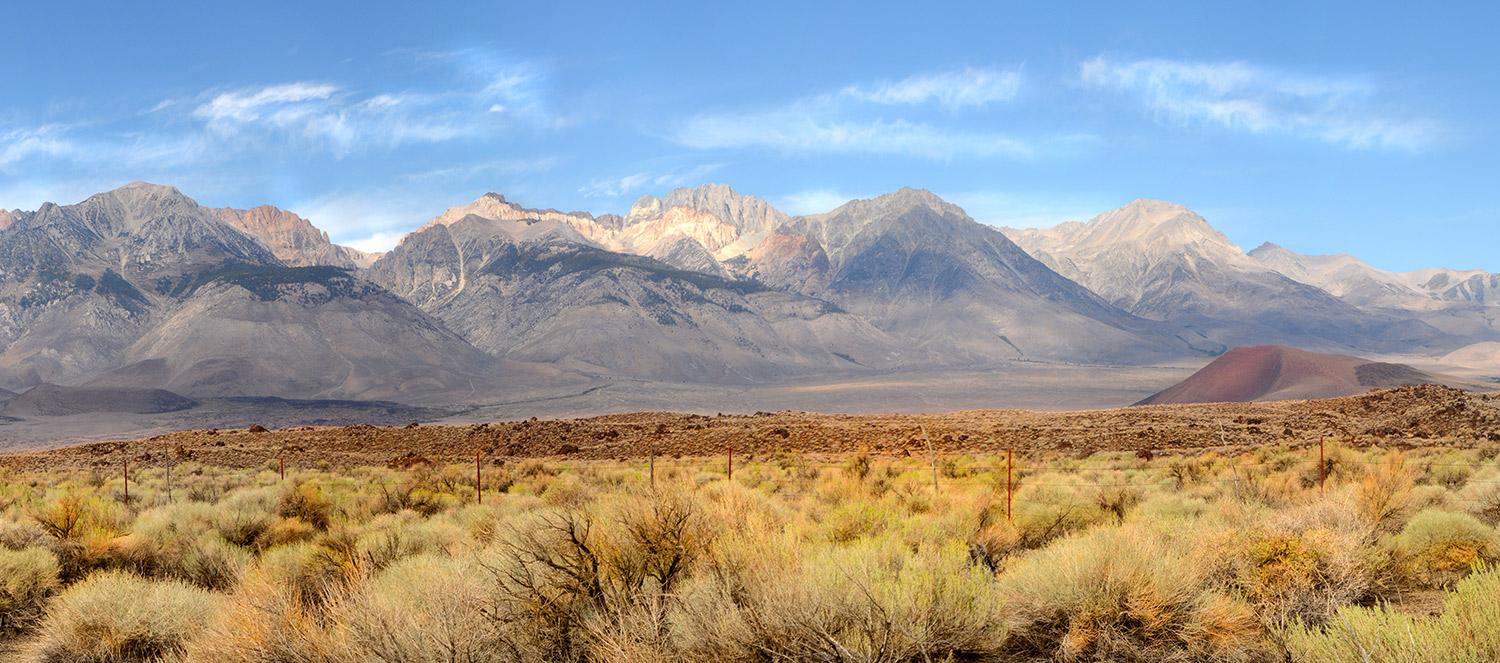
(19, 436, 1494, 521)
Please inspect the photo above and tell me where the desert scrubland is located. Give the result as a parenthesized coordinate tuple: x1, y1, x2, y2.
(2, 387, 1500, 661)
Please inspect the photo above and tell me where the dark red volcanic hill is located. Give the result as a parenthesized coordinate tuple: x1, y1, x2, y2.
(1139, 345, 1440, 405)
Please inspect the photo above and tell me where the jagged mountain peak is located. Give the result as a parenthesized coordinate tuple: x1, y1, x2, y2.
(832, 187, 957, 216)
(211, 205, 375, 269)
(427, 192, 596, 229)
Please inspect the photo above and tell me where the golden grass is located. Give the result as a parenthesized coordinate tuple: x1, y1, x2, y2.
(0, 444, 1497, 660)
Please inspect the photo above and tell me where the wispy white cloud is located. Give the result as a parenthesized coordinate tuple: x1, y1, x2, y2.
(944, 190, 1113, 229)
(399, 156, 562, 183)
(672, 66, 1060, 160)
(0, 125, 80, 170)
(777, 189, 857, 215)
(676, 107, 1041, 159)
(1080, 56, 1442, 151)
(194, 82, 339, 127)
(188, 82, 482, 155)
(579, 163, 725, 198)
(839, 67, 1023, 110)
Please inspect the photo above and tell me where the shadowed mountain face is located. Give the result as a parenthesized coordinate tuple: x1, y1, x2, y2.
(2, 383, 197, 417)
(1138, 345, 1442, 405)
(90, 266, 504, 401)
(0, 184, 511, 402)
(0, 182, 280, 386)
(367, 210, 904, 383)
(1005, 199, 1454, 354)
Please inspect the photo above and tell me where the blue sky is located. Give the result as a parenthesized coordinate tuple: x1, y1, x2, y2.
(3, 1, 1497, 270)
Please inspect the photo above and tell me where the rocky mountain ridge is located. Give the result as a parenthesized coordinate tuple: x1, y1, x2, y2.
(212, 205, 376, 269)
(1, 181, 1495, 414)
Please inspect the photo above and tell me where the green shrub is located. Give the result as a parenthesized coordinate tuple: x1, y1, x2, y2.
(1393, 510, 1500, 588)
(1282, 567, 1500, 662)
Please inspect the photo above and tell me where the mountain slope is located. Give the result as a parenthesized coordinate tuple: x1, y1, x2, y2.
(740, 189, 1197, 363)
(1005, 199, 1450, 353)
(1250, 242, 1500, 310)
(212, 205, 375, 269)
(1139, 345, 1441, 405)
(0, 182, 281, 387)
(87, 265, 505, 401)
(367, 205, 902, 383)
(0, 183, 514, 402)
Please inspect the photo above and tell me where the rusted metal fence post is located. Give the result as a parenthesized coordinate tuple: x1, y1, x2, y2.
(1007, 448, 1014, 524)
(279, 456, 285, 481)
(123, 458, 130, 503)
(920, 426, 939, 497)
(727, 447, 734, 481)
(475, 451, 483, 505)
(1319, 437, 1326, 495)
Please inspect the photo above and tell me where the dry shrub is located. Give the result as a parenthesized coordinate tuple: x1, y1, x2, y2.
(0, 518, 47, 550)
(1094, 486, 1142, 524)
(1282, 566, 1500, 661)
(113, 504, 249, 589)
(333, 554, 510, 661)
(1393, 509, 1500, 588)
(843, 451, 873, 482)
(1168, 456, 1209, 488)
(258, 516, 319, 549)
(482, 508, 606, 660)
(1228, 526, 1377, 628)
(279, 482, 335, 530)
(211, 487, 278, 547)
(822, 501, 890, 543)
(672, 537, 1006, 661)
(353, 511, 468, 570)
(969, 484, 1103, 568)
(22, 571, 218, 662)
(0, 547, 59, 634)
(258, 542, 349, 609)
(371, 466, 459, 516)
(1424, 453, 1475, 489)
(26, 494, 125, 582)
(1460, 474, 1500, 525)
(179, 565, 341, 663)
(1354, 452, 1415, 533)
(998, 525, 1271, 662)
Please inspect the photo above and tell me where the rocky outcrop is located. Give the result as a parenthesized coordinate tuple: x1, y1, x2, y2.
(212, 205, 376, 269)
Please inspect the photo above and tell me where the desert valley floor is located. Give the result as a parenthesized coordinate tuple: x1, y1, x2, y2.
(4, 384, 1495, 473)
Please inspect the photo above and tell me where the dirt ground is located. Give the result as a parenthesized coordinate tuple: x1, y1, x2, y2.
(2, 385, 1497, 472)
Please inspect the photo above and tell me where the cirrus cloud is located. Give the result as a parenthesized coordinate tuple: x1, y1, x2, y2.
(1080, 56, 1443, 151)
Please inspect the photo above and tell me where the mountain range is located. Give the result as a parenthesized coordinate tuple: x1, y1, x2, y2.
(0, 181, 1495, 421)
